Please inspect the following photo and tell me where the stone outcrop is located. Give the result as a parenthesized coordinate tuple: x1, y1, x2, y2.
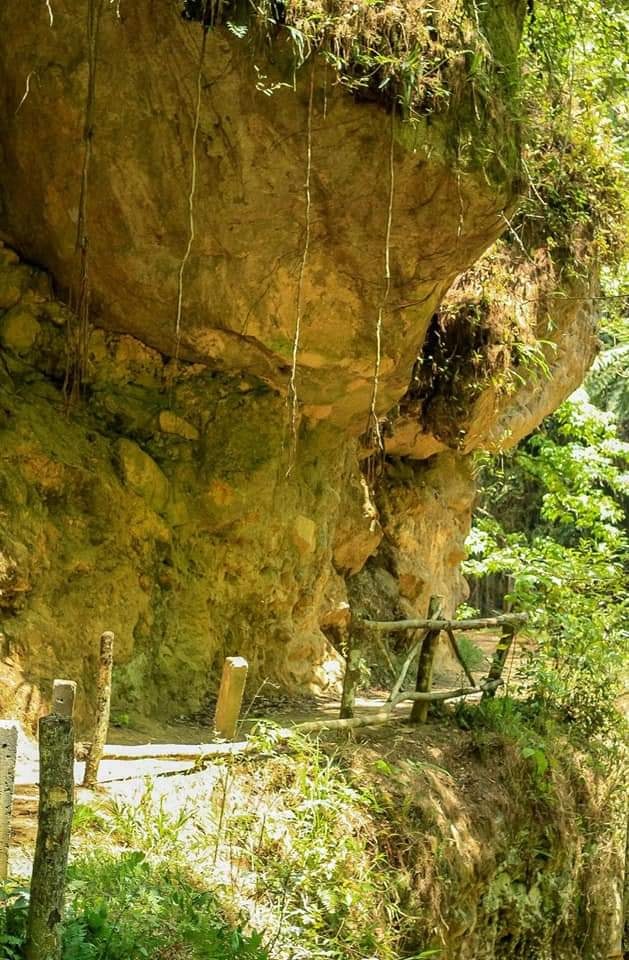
(0, 0, 522, 429)
(0, 2, 598, 728)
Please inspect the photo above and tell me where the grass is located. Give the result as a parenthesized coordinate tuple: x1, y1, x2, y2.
(2, 714, 626, 959)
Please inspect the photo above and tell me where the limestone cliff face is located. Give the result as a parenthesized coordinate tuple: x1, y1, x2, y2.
(0, 2, 596, 726)
(0, 0, 521, 428)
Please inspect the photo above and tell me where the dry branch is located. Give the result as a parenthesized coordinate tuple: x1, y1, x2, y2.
(482, 622, 516, 700)
(95, 741, 252, 761)
(214, 657, 249, 740)
(91, 682, 495, 761)
(340, 622, 366, 719)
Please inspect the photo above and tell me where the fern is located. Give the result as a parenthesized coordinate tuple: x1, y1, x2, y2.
(587, 342, 629, 426)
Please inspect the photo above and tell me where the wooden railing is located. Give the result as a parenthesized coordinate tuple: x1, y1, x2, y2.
(340, 595, 528, 721)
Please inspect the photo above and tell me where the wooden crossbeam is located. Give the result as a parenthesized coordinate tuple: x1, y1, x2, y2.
(359, 612, 528, 633)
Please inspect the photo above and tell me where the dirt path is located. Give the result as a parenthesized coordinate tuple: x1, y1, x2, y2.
(9, 629, 525, 875)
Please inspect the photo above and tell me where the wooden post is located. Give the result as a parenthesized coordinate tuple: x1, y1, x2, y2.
(482, 576, 516, 700)
(340, 621, 364, 719)
(25, 714, 74, 960)
(410, 594, 444, 724)
(0, 721, 18, 879)
(82, 631, 114, 789)
(482, 623, 515, 699)
(52, 679, 76, 719)
(214, 657, 249, 740)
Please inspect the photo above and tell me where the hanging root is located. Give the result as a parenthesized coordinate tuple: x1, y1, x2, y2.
(45, 0, 54, 26)
(15, 71, 36, 114)
(285, 60, 315, 477)
(64, 0, 103, 403)
(175, 3, 214, 359)
(366, 107, 395, 474)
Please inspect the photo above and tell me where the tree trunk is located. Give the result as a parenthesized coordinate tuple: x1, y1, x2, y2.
(25, 715, 74, 960)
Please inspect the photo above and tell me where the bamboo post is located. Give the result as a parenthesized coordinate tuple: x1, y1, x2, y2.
(52, 679, 76, 719)
(340, 621, 364, 719)
(0, 722, 18, 880)
(214, 657, 249, 740)
(25, 714, 74, 960)
(82, 631, 114, 789)
(411, 595, 444, 724)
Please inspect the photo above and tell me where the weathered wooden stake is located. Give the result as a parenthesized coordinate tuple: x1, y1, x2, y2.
(482, 623, 516, 700)
(83, 631, 114, 788)
(0, 721, 18, 879)
(52, 679, 77, 719)
(214, 656, 249, 740)
(482, 576, 516, 700)
(411, 594, 444, 724)
(340, 622, 364, 719)
(25, 714, 74, 960)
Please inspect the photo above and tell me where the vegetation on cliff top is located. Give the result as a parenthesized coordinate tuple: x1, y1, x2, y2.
(2, 720, 625, 959)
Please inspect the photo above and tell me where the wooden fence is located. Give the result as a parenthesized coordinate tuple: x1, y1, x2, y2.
(1, 594, 526, 955)
(339, 593, 528, 722)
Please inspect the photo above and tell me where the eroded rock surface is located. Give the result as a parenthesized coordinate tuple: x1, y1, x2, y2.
(0, 3, 599, 726)
(0, 0, 521, 429)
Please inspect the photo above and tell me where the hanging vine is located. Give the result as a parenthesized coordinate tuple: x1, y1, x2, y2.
(285, 59, 316, 477)
(365, 107, 396, 480)
(64, 0, 104, 403)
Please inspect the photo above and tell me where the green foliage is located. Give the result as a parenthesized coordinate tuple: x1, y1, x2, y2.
(586, 266, 629, 430)
(455, 633, 486, 672)
(467, 391, 629, 735)
(1, 794, 267, 960)
(0, 881, 29, 960)
(517, 0, 628, 265)
(225, 737, 397, 960)
(63, 853, 267, 960)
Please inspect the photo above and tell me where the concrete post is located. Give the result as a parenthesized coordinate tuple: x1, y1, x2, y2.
(214, 657, 248, 740)
(52, 679, 77, 719)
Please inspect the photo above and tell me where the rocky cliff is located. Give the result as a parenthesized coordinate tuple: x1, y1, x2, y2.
(0, 0, 597, 726)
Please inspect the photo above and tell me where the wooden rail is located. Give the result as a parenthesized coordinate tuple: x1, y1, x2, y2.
(358, 612, 528, 633)
(339, 599, 529, 722)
